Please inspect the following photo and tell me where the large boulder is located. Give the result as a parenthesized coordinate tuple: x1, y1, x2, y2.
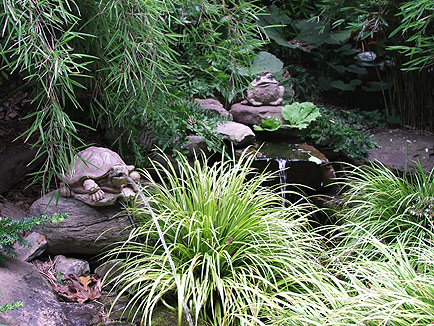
(0, 146, 45, 194)
(0, 258, 70, 326)
(216, 121, 255, 147)
(195, 98, 232, 120)
(229, 103, 284, 126)
(0, 200, 27, 220)
(29, 191, 132, 255)
(368, 129, 434, 172)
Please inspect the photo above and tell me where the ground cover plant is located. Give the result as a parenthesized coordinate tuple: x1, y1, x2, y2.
(294, 232, 434, 325)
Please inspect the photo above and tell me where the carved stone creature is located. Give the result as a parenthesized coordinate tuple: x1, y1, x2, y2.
(59, 146, 140, 206)
(242, 73, 285, 106)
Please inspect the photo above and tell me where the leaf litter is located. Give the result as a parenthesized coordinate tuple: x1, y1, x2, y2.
(33, 257, 102, 304)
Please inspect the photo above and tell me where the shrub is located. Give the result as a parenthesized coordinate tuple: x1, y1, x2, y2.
(307, 107, 379, 160)
(101, 150, 327, 325)
(0, 213, 67, 263)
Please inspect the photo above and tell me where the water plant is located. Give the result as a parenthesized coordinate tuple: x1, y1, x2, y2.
(253, 116, 282, 132)
(101, 150, 326, 325)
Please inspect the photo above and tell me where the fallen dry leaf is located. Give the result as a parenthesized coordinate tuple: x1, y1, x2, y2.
(37, 235, 45, 244)
(79, 275, 91, 291)
(55, 274, 101, 304)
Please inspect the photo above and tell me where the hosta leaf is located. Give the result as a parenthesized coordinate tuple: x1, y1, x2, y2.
(250, 51, 284, 75)
(282, 102, 321, 130)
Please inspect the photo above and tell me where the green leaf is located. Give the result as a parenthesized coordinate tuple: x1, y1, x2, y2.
(327, 30, 351, 44)
(249, 51, 284, 75)
(347, 65, 368, 74)
(331, 79, 361, 91)
(294, 20, 330, 47)
(262, 27, 291, 47)
(294, 19, 350, 47)
(361, 81, 389, 92)
(253, 117, 282, 132)
(258, 5, 292, 47)
(281, 102, 321, 129)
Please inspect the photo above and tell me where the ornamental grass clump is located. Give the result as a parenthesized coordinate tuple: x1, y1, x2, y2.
(321, 232, 434, 325)
(102, 150, 328, 325)
(272, 231, 434, 325)
(333, 161, 434, 245)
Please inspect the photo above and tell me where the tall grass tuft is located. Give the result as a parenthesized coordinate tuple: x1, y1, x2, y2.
(333, 161, 434, 245)
(102, 150, 327, 325)
(322, 232, 434, 325)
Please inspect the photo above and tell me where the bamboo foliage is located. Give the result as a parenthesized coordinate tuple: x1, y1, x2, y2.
(0, 0, 264, 189)
(0, 0, 95, 187)
(389, 64, 434, 131)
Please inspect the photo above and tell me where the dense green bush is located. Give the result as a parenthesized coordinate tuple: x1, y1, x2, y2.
(307, 107, 380, 160)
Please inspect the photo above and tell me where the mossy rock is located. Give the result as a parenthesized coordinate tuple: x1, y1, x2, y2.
(151, 306, 204, 326)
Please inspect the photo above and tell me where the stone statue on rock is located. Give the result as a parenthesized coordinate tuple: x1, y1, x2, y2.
(242, 72, 285, 106)
(59, 146, 140, 206)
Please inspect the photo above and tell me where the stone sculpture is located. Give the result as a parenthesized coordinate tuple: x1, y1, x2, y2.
(242, 72, 285, 106)
(59, 146, 140, 206)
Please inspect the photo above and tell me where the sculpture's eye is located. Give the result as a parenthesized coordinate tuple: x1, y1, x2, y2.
(255, 76, 261, 81)
(267, 73, 273, 79)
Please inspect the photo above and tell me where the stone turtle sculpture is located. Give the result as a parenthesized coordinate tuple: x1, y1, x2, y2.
(59, 146, 140, 206)
(242, 72, 285, 106)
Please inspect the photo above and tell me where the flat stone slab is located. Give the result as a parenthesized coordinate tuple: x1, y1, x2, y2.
(13, 232, 47, 262)
(0, 259, 70, 326)
(368, 129, 434, 172)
